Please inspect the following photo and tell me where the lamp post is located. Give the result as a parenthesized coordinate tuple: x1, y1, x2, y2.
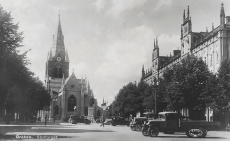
(152, 79, 158, 114)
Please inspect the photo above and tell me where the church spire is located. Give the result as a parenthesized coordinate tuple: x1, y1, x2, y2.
(187, 6, 190, 19)
(52, 11, 65, 57)
(220, 3, 225, 25)
(154, 39, 156, 49)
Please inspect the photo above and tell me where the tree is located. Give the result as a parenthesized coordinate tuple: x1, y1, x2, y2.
(112, 81, 148, 117)
(162, 55, 213, 120)
(216, 58, 230, 125)
(0, 5, 50, 121)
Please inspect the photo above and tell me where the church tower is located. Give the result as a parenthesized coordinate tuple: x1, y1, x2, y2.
(46, 13, 69, 81)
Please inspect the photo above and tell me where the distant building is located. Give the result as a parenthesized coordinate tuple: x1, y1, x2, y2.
(38, 13, 102, 121)
(141, 3, 230, 121)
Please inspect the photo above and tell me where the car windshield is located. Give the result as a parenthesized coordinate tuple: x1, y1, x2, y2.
(157, 114, 166, 120)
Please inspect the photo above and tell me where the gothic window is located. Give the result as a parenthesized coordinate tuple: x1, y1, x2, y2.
(216, 52, 218, 64)
(54, 63, 63, 78)
(68, 95, 76, 112)
(55, 105, 59, 115)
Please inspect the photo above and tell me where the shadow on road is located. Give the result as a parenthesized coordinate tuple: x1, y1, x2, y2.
(149, 135, 227, 139)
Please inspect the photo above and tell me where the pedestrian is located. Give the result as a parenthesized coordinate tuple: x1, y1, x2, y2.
(53, 115, 55, 122)
(100, 116, 105, 127)
(45, 114, 47, 126)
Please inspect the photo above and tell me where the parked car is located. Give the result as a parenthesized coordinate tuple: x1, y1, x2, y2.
(142, 112, 220, 138)
(104, 118, 112, 125)
(111, 117, 130, 126)
(63, 116, 70, 122)
(71, 115, 91, 124)
(130, 117, 148, 131)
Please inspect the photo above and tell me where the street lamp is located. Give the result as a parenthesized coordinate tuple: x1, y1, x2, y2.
(152, 79, 159, 114)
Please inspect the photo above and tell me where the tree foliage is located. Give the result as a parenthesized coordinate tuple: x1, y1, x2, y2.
(0, 5, 50, 121)
(216, 58, 230, 109)
(161, 55, 213, 119)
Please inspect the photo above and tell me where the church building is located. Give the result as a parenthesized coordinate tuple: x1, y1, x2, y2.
(42, 13, 102, 121)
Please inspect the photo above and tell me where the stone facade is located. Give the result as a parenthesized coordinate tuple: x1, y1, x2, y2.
(141, 3, 230, 84)
(141, 3, 230, 121)
(44, 14, 100, 121)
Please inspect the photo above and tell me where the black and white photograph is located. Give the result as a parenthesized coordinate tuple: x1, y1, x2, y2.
(0, 0, 230, 140)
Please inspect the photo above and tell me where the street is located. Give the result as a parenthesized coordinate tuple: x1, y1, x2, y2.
(0, 123, 230, 141)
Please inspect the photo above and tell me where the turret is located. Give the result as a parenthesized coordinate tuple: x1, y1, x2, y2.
(187, 6, 190, 20)
(183, 10, 185, 23)
(220, 3, 225, 25)
(142, 65, 145, 78)
(156, 37, 158, 48)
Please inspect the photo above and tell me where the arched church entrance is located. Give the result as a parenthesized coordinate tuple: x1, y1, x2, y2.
(68, 95, 76, 112)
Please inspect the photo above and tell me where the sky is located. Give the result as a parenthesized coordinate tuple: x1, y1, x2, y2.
(0, 0, 230, 106)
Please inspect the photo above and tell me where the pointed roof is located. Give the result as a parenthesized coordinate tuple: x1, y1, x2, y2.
(156, 36, 158, 48)
(52, 12, 65, 57)
(187, 6, 190, 18)
(183, 9, 185, 22)
(64, 71, 77, 84)
(220, 3, 225, 17)
(142, 65, 145, 77)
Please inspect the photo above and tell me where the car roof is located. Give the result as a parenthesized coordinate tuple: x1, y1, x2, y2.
(158, 112, 177, 115)
(143, 112, 155, 115)
(135, 117, 147, 119)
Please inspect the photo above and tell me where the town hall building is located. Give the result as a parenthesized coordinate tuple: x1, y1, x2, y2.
(141, 3, 230, 121)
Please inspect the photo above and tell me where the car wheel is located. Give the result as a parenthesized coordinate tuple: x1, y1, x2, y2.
(136, 125, 142, 131)
(186, 127, 207, 138)
(148, 127, 159, 137)
(142, 128, 149, 136)
(130, 126, 135, 131)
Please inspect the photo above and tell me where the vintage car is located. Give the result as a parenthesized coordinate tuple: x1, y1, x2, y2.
(71, 115, 91, 124)
(142, 112, 220, 138)
(130, 117, 148, 131)
(111, 116, 130, 126)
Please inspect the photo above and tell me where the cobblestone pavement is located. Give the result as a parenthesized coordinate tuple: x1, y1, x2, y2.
(0, 122, 230, 141)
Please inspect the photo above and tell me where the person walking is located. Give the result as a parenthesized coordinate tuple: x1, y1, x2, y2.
(100, 116, 105, 127)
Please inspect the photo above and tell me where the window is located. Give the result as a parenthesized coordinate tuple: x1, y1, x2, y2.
(216, 52, 218, 64)
(68, 95, 76, 111)
(54, 63, 63, 78)
(210, 55, 212, 66)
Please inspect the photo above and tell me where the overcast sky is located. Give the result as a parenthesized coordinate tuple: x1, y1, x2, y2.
(1, 0, 229, 106)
